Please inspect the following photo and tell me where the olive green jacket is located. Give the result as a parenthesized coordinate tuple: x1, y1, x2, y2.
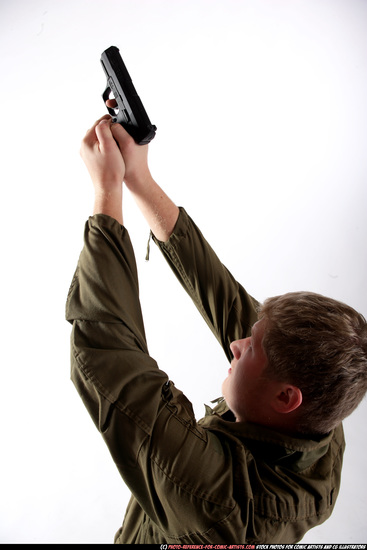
(66, 208, 345, 544)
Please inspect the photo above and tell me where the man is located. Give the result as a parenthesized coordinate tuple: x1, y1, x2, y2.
(66, 114, 367, 544)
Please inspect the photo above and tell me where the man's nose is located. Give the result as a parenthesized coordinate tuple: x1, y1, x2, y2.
(230, 338, 248, 360)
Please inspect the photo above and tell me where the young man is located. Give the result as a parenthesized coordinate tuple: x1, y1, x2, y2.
(66, 114, 367, 544)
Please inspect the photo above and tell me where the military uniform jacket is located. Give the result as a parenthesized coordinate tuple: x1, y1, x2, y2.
(65, 208, 345, 544)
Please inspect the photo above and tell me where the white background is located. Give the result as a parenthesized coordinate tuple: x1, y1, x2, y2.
(1, 0, 366, 543)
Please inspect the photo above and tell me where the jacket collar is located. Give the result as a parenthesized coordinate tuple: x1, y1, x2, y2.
(200, 398, 335, 473)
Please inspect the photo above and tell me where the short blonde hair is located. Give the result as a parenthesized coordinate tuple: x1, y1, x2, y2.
(259, 291, 367, 434)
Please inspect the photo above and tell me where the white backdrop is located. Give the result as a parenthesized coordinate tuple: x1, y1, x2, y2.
(1, 0, 366, 543)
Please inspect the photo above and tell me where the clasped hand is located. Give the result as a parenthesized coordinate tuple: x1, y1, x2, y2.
(80, 110, 150, 195)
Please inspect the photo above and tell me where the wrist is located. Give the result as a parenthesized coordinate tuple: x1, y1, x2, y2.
(124, 175, 179, 242)
(124, 167, 153, 192)
(93, 187, 123, 225)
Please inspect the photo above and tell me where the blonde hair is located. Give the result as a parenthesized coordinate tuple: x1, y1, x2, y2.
(259, 291, 367, 434)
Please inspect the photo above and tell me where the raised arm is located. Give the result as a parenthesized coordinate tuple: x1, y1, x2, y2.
(112, 120, 179, 241)
(81, 116, 258, 359)
(69, 117, 240, 539)
(108, 120, 258, 358)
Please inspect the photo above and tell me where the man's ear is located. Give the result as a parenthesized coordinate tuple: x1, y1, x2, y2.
(272, 385, 303, 414)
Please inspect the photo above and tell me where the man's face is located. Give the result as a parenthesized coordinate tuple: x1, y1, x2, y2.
(222, 318, 277, 424)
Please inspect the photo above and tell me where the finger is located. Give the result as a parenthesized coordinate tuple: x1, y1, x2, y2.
(83, 115, 112, 147)
(95, 118, 117, 152)
(87, 114, 111, 136)
(106, 98, 118, 109)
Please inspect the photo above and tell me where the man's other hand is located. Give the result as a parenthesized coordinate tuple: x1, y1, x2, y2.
(81, 115, 125, 193)
(81, 115, 125, 224)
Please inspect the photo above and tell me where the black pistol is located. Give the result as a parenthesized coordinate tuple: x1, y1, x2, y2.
(101, 46, 157, 145)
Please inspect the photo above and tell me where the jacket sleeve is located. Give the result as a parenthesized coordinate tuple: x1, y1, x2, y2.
(65, 214, 169, 436)
(153, 208, 260, 362)
(65, 214, 237, 536)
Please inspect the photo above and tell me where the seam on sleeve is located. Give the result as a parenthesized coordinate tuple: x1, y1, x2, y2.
(72, 345, 153, 435)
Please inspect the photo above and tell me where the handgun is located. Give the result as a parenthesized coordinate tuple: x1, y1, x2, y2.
(101, 46, 157, 145)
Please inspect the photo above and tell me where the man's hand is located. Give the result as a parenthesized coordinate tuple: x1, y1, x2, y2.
(110, 123, 151, 190)
(81, 115, 125, 194)
(80, 115, 125, 224)
(104, 99, 151, 190)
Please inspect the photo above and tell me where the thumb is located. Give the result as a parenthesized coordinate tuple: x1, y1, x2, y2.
(95, 119, 116, 152)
